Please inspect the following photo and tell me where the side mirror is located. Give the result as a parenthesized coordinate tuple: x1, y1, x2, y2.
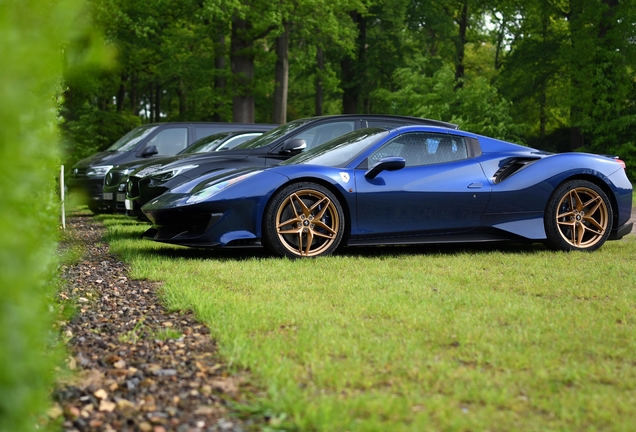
(140, 145, 158, 158)
(280, 138, 307, 154)
(364, 157, 406, 179)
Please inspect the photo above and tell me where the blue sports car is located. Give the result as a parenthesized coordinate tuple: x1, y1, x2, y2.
(141, 125, 633, 258)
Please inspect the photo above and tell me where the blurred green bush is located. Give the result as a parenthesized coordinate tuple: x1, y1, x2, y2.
(0, 1, 98, 430)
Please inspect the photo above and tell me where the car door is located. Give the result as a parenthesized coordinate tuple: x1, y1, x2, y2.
(354, 132, 491, 238)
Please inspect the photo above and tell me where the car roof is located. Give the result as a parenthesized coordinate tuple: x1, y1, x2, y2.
(141, 122, 279, 128)
(287, 114, 457, 130)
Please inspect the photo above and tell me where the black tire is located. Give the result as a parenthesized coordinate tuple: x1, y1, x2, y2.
(263, 182, 345, 258)
(544, 180, 613, 251)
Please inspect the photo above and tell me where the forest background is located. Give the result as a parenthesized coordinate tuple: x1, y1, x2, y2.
(63, 0, 636, 179)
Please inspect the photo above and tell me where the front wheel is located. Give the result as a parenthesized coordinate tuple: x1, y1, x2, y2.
(263, 182, 345, 258)
(544, 180, 612, 252)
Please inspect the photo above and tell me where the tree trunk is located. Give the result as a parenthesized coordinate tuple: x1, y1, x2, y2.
(177, 79, 187, 119)
(341, 11, 366, 114)
(598, 0, 618, 39)
(154, 83, 161, 121)
(116, 74, 127, 112)
(568, 0, 584, 150)
(148, 84, 154, 121)
(494, 17, 506, 71)
(454, 0, 468, 90)
(539, 10, 548, 138)
(273, 21, 290, 124)
(231, 17, 255, 123)
(213, 30, 226, 122)
(130, 74, 138, 115)
(570, 127, 584, 150)
(315, 46, 324, 116)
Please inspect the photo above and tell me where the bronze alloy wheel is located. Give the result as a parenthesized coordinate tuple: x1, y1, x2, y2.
(545, 180, 613, 251)
(263, 183, 345, 258)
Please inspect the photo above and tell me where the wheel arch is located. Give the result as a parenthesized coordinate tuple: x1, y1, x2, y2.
(554, 173, 619, 229)
(262, 177, 352, 243)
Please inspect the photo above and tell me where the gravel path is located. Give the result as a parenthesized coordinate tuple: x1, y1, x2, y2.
(54, 213, 258, 432)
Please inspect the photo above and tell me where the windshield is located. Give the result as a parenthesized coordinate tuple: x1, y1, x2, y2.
(233, 119, 314, 149)
(106, 125, 159, 152)
(179, 132, 233, 154)
(282, 128, 388, 167)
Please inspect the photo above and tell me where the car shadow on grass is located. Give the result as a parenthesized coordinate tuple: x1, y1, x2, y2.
(136, 245, 272, 262)
(123, 239, 548, 263)
(335, 242, 548, 258)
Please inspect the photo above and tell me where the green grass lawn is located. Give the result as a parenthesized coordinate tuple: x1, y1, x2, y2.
(100, 215, 636, 431)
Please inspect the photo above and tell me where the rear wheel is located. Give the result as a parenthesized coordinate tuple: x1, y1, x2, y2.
(263, 183, 344, 258)
(544, 180, 612, 251)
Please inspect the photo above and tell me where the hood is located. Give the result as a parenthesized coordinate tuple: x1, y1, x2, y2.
(167, 167, 263, 195)
(73, 151, 134, 168)
(117, 153, 198, 175)
(132, 151, 252, 177)
(129, 153, 217, 177)
(170, 149, 253, 164)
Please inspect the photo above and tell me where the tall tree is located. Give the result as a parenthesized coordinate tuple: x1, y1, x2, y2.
(274, 21, 290, 124)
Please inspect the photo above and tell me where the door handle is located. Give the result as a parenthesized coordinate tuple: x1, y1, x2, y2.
(467, 183, 482, 188)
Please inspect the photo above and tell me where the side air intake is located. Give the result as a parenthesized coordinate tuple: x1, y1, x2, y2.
(493, 158, 540, 184)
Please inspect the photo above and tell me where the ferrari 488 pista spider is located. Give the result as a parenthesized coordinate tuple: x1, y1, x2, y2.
(141, 124, 633, 258)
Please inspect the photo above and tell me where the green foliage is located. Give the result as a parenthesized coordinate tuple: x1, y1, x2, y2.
(496, 0, 636, 178)
(373, 64, 524, 141)
(0, 1, 95, 430)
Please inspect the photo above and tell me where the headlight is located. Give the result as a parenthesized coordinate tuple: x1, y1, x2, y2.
(133, 164, 164, 178)
(86, 165, 113, 177)
(149, 164, 198, 182)
(186, 171, 261, 204)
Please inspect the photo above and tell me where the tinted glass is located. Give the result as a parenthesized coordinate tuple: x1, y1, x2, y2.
(283, 128, 388, 167)
(234, 119, 315, 149)
(368, 133, 468, 167)
(194, 123, 234, 141)
(179, 132, 233, 154)
(107, 125, 159, 152)
(216, 133, 262, 150)
(148, 128, 188, 156)
(292, 121, 355, 150)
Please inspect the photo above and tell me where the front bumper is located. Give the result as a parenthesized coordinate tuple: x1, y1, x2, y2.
(102, 190, 127, 213)
(68, 176, 108, 209)
(141, 193, 262, 248)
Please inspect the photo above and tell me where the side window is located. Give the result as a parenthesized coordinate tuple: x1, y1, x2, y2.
(148, 128, 188, 156)
(292, 121, 355, 150)
(194, 126, 225, 141)
(217, 133, 262, 151)
(368, 133, 468, 167)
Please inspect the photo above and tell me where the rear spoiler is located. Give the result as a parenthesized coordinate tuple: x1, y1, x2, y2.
(601, 154, 626, 169)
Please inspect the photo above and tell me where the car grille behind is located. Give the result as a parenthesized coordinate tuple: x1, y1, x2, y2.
(127, 176, 141, 198)
(105, 171, 126, 187)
